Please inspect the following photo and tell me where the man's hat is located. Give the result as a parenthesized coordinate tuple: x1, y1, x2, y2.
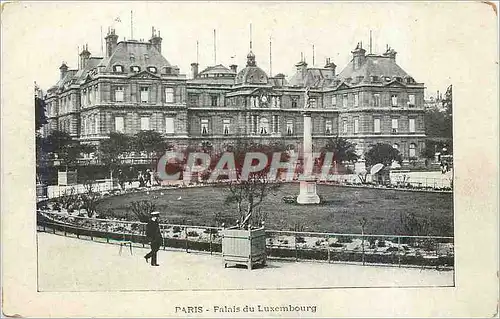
(151, 211, 160, 216)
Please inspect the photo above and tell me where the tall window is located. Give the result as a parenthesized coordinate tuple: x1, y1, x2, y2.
(140, 117, 150, 130)
(211, 95, 218, 107)
(409, 143, 417, 157)
(342, 94, 348, 108)
(291, 96, 298, 108)
(165, 117, 175, 134)
(140, 87, 149, 103)
(392, 118, 399, 133)
(325, 120, 333, 134)
(94, 115, 99, 134)
(409, 118, 416, 133)
(223, 119, 230, 135)
(342, 119, 348, 134)
(354, 117, 359, 134)
(94, 85, 99, 104)
(272, 115, 279, 133)
(373, 93, 380, 107)
(331, 95, 337, 107)
(201, 119, 209, 135)
(354, 93, 359, 107)
(408, 94, 416, 107)
(286, 120, 294, 135)
(115, 116, 124, 133)
(89, 87, 94, 105)
(251, 115, 259, 134)
(115, 87, 124, 102)
(374, 118, 381, 133)
(259, 118, 269, 135)
(165, 87, 174, 103)
(271, 96, 281, 108)
(391, 94, 398, 106)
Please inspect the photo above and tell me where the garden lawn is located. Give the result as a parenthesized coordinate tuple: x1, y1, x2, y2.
(96, 184, 453, 236)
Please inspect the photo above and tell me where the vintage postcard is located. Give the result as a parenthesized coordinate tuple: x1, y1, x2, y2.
(1, 1, 498, 317)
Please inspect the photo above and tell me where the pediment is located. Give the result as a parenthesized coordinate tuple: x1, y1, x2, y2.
(383, 80, 406, 88)
(334, 82, 351, 91)
(129, 70, 161, 80)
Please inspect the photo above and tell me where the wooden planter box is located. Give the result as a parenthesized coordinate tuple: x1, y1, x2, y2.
(222, 226, 266, 270)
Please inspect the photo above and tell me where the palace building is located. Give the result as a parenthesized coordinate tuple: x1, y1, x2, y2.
(43, 27, 426, 161)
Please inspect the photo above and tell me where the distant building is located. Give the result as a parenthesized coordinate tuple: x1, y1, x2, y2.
(43, 28, 426, 162)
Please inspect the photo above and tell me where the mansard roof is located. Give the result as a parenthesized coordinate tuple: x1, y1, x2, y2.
(97, 41, 173, 73)
(287, 68, 336, 88)
(337, 55, 410, 82)
(188, 64, 236, 85)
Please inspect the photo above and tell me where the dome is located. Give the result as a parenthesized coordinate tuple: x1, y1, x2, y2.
(235, 66, 268, 85)
(235, 50, 268, 85)
(198, 64, 235, 77)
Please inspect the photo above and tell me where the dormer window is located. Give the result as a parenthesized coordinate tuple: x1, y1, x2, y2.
(148, 66, 157, 73)
(384, 76, 391, 82)
(371, 75, 379, 82)
(395, 77, 403, 82)
(113, 65, 123, 73)
(163, 67, 171, 74)
(130, 54, 135, 62)
(131, 66, 141, 73)
(406, 77, 415, 84)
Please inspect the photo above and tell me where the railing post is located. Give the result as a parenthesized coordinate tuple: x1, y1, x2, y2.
(398, 236, 401, 268)
(361, 234, 365, 266)
(185, 227, 189, 253)
(64, 225, 67, 237)
(209, 230, 213, 255)
(327, 235, 331, 263)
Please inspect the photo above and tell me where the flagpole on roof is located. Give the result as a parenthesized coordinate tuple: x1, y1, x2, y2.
(100, 26, 104, 56)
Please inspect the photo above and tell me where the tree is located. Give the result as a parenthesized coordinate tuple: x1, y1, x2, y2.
(134, 130, 172, 160)
(320, 136, 359, 164)
(319, 136, 359, 175)
(41, 130, 95, 170)
(130, 200, 156, 223)
(425, 85, 452, 139)
(222, 141, 287, 228)
(98, 132, 133, 180)
(364, 143, 402, 167)
(35, 96, 48, 131)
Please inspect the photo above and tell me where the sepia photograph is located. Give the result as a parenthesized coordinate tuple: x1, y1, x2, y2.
(2, 1, 498, 317)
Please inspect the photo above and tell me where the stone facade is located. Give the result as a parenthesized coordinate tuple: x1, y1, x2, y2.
(43, 30, 426, 160)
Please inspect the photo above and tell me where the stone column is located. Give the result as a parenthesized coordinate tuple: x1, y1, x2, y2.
(297, 102, 320, 204)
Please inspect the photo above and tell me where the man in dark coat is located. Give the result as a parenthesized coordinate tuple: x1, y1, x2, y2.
(144, 211, 162, 266)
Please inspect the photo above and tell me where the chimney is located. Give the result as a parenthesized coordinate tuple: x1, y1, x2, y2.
(324, 58, 337, 77)
(274, 73, 285, 86)
(383, 46, 397, 61)
(229, 64, 238, 73)
(59, 62, 69, 80)
(79, 44, 91, 69)
(190, 63, 199, 78)
(149, 27, 163, 54)
(105, 28, 118, 58)
(295, 60, 308, 80)
(351, 42, 366, 70)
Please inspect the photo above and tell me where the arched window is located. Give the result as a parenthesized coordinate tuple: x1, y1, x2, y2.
(130, 66, 141, 73)
(148, 66, 157, 73)
(409, 143, 417, 157)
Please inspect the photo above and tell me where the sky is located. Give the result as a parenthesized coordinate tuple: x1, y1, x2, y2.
(5, 1, 495, 98)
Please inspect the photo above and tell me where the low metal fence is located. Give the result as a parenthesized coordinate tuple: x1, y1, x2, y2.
(37, 211, 454, 269)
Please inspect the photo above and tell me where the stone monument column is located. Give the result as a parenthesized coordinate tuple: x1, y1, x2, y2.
(297, 88, 320, 204)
